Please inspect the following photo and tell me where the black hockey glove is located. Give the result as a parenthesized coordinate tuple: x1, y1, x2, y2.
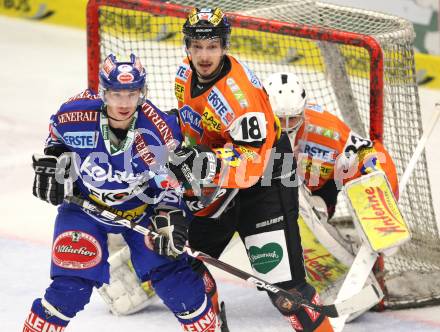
(32, 154, 73, 206)
(151, 209, 189, 259)
(168, 145, 221, 191)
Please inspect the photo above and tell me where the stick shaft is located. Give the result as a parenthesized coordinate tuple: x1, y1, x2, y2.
(65, 196, 330, 315)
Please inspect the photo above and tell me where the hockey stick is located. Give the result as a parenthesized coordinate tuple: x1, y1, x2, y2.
(65, 195, 381, 318)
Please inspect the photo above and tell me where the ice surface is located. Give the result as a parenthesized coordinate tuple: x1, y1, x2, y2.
(1, 16, 439, 331)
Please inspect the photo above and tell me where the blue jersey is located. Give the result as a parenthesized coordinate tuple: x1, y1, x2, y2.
(46, 89, 183, 223)
(37, 90, 207, 317)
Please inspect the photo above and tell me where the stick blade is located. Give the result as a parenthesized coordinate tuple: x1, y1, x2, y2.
(323, 284, 383, 317)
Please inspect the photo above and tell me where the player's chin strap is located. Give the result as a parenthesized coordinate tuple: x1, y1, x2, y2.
(65, 195, 380, 318)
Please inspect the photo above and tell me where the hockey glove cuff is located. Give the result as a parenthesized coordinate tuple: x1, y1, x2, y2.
(168, 145, 221, 191)
(32, 153, 73, 206)
(151, 209, 189, 259)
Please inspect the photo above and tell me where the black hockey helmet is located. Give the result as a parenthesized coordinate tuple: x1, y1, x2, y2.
(183, 8, 231, 48)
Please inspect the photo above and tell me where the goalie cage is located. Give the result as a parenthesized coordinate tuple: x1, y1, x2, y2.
(86, 0, 440, 309)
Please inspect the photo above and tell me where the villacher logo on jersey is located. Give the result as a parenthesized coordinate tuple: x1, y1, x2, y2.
(52, 231, 102, 270)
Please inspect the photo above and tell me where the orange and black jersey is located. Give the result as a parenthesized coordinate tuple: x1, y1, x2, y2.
(294, 104, 399, 198)
(175, 55, 278, 189)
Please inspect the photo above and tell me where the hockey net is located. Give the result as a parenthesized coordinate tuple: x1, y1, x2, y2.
(87, 0, 440, 308)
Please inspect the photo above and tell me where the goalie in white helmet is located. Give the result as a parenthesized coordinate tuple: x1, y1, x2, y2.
(264, 71, 398, 220)
(265, 72, 307, 137)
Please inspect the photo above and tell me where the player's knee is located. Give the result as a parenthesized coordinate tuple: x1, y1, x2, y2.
(44, 276, 95, 318)
(191, 259, 217, 296)
(191, 259, 219, 313)
(150, 260, 206, 313)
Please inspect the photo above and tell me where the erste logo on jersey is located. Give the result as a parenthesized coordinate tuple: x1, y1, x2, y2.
(207, 87, 235, 126)
(298, 140, 337, 163)
(52, 231, 102, 270)
(176, 63, 191, 82)
(179, 105, 203, 136)
(57, 110, 99, 124)
(63, 131, 98, 149)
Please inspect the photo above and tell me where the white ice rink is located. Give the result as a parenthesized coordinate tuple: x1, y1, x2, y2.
(1, 16, 440, 331)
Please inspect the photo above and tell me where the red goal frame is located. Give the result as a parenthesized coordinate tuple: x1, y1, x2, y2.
(86, 0, 384, 142)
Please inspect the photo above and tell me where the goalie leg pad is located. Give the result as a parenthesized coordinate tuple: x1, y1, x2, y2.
(151, 259, 206, 315)
(44, 276, 94, 318)
(23, 298, 69, 332)
(98, 245, 157, 316)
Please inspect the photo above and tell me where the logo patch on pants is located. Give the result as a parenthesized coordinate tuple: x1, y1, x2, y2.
(245, 230, 292, 283)
(52, 231, 102, 269)
(249, 243, 283, 274)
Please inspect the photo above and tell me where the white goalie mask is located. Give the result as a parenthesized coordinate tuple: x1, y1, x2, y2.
(264, 72, 307, 135)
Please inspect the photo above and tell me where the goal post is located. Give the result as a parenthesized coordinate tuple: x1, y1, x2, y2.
(86, 0, 440, 309)
(87, 0, 384, 140)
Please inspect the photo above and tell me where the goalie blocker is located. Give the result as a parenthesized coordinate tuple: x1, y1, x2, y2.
(344, 171, 410, 254)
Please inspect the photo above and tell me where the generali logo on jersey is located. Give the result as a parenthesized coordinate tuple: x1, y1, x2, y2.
(141, 103, 177, 150)
(52, 231, 102, 269)
(57, 110, 99, 124)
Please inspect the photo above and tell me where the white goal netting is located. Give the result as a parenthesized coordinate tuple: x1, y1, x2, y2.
(87, 0, 440, 308)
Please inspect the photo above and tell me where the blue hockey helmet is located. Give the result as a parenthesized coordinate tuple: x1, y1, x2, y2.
(99, 53, 147, 97)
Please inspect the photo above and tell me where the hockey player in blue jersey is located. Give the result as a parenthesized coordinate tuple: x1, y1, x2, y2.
(23, 53, 223, 332)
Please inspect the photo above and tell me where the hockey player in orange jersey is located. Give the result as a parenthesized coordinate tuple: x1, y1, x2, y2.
(162, 7, 335, 332)
(264, 71, 399, 221)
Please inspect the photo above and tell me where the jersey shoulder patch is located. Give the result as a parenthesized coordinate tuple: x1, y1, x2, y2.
(59, 90, 103, 115)
(175, 62, 192, 83)
(306, 103, 324, 113)
(139, 101, 180, 151)
(234, 58, 263, 89)
(228, 112, 267, 147)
